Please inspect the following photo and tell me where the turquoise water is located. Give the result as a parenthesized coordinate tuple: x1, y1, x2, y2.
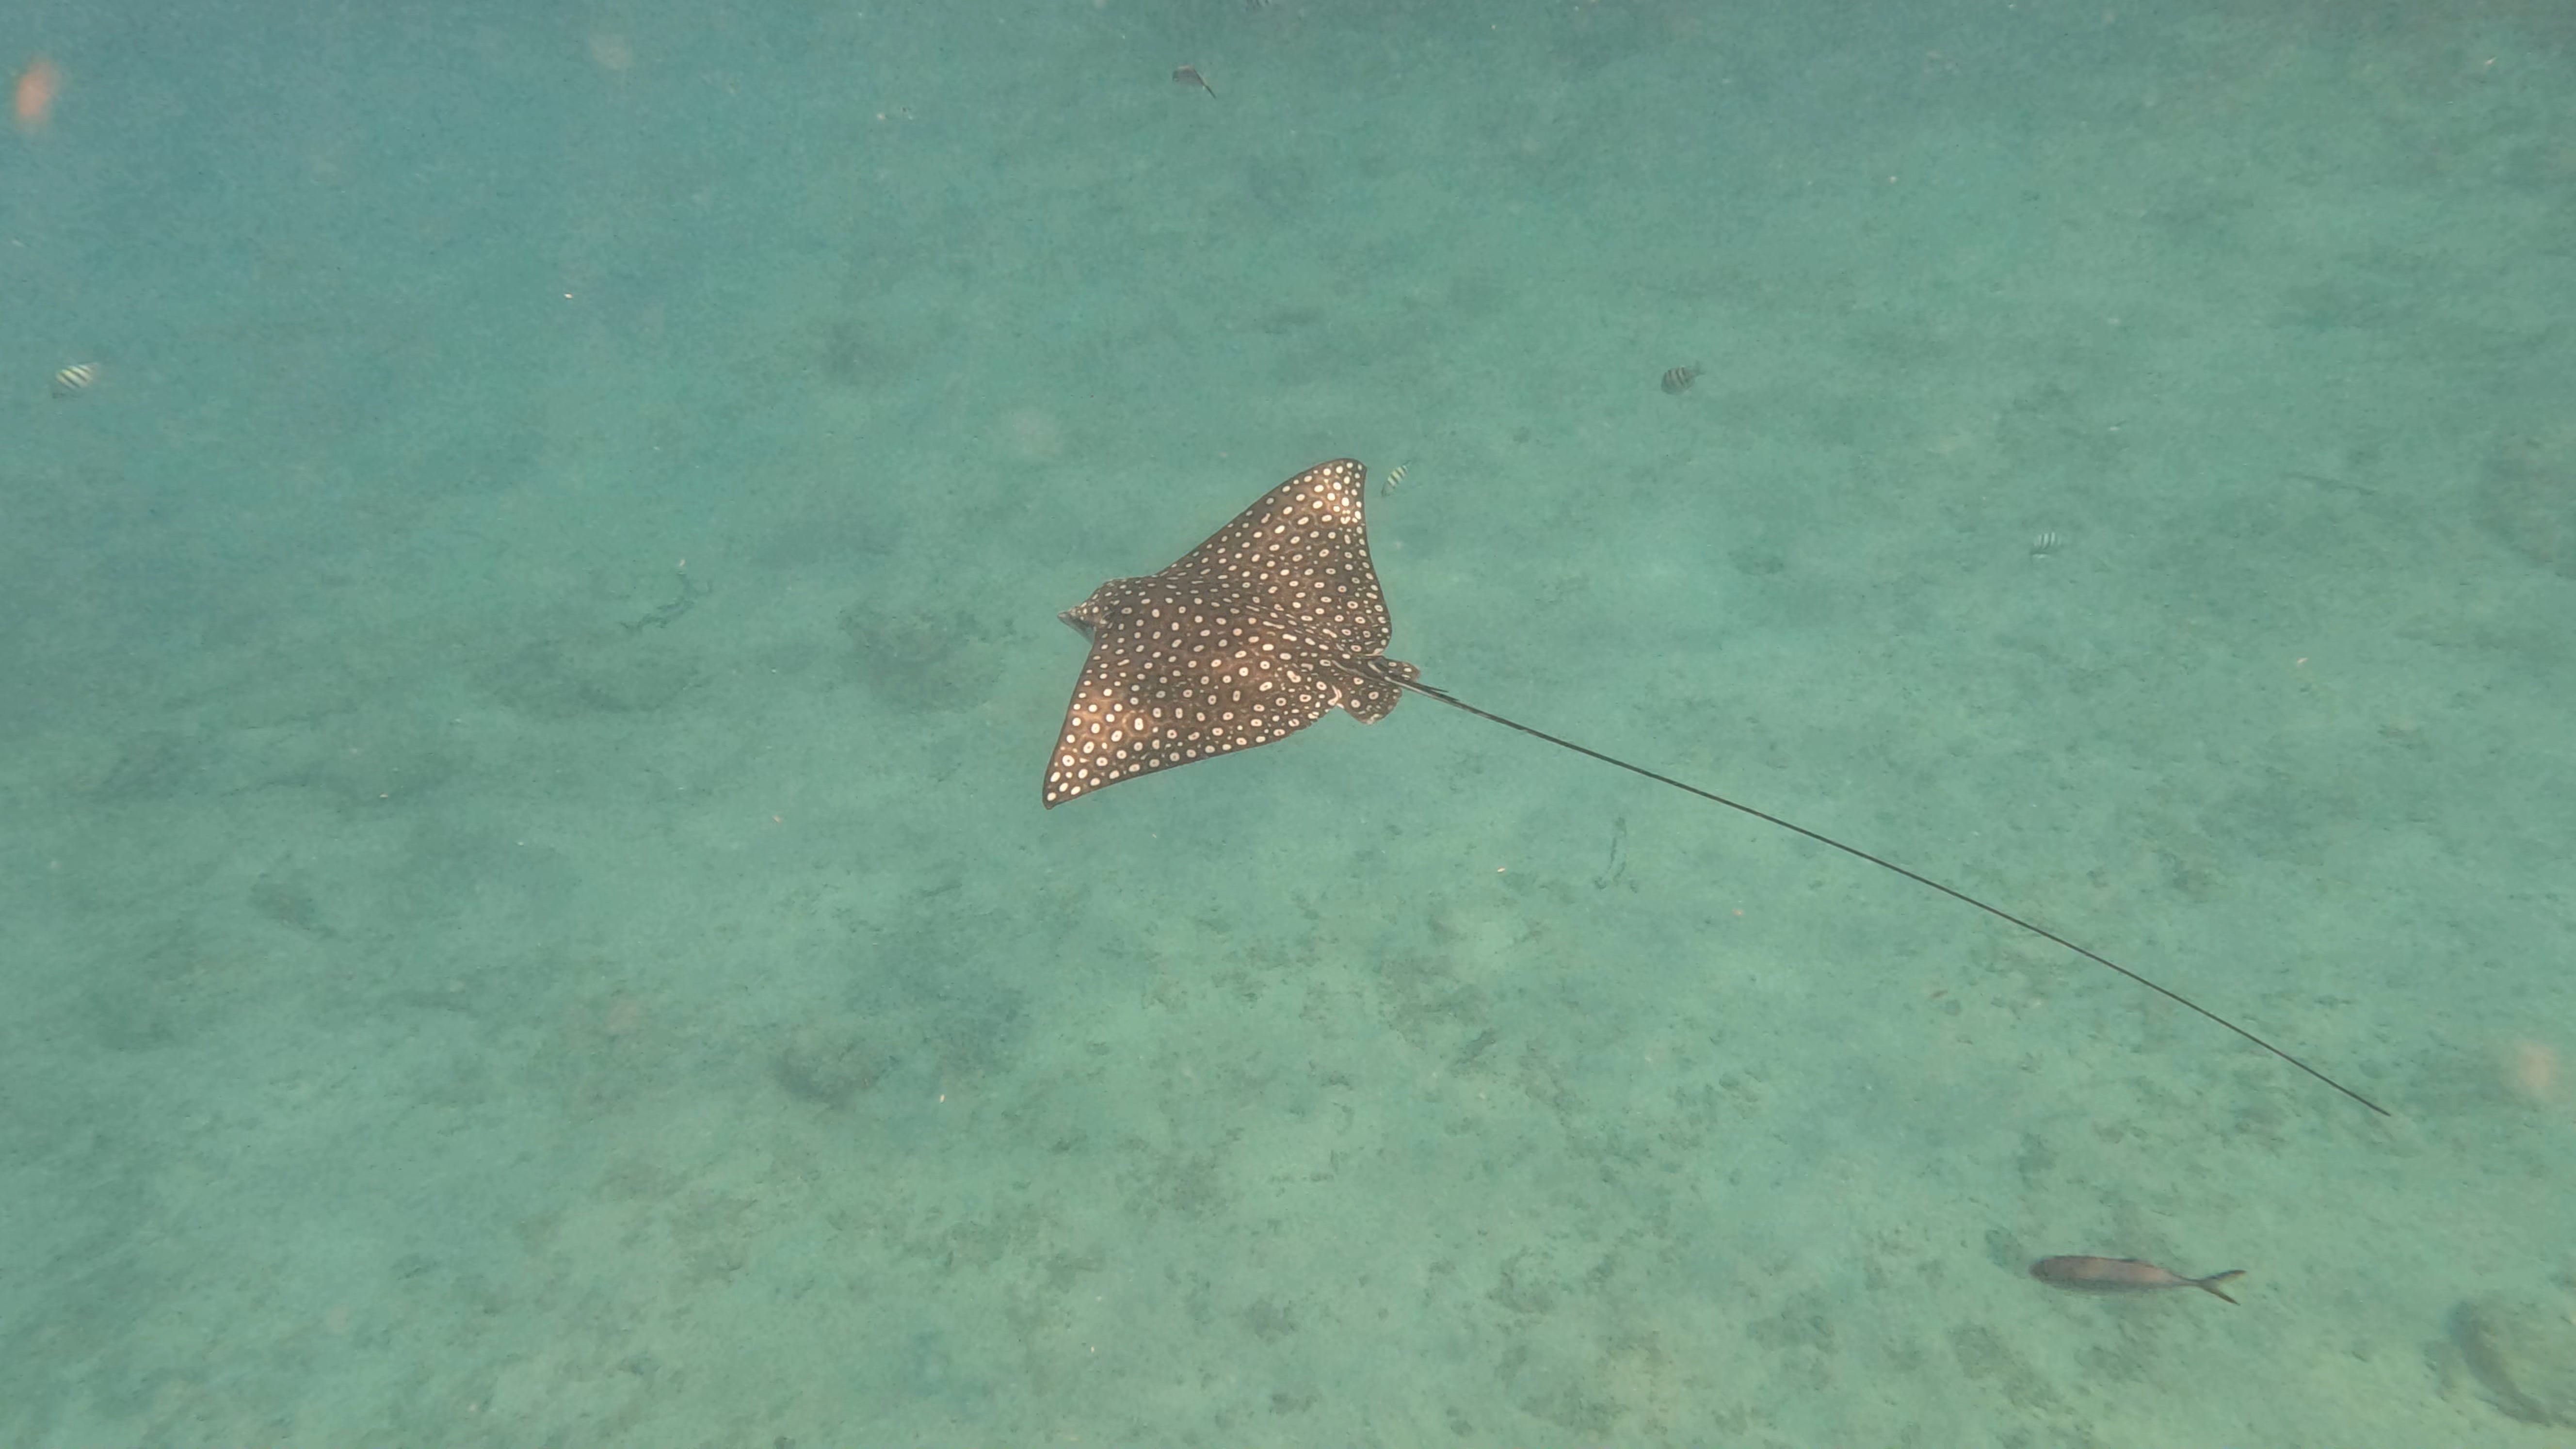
(5, 1, 2572, 1443)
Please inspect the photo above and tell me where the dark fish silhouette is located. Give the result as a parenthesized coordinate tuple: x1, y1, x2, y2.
(2031, 1256, 2245, 1304)
(1044, 459, 2386, 1116)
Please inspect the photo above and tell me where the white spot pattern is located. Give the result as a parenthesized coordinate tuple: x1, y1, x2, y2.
(1043, 459, 1421, 807)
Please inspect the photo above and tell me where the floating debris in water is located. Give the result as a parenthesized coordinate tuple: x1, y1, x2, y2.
(1660, 365, 1698, 395)
(14, 57, 62, 134)
(50, 362, 98, 399)
(1173, 65, 1215, 97)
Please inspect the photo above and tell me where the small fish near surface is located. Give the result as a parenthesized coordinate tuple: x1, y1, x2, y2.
(2030, 1256, 2244, 1305)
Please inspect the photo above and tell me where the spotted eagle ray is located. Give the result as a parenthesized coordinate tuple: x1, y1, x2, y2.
(1045, 459, 2385, 1115)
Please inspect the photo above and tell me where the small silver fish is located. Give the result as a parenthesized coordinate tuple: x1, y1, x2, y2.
(2030, 1256, 2243, 1304)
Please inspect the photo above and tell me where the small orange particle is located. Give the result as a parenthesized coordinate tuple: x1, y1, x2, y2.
(14, 57, 61, 133)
